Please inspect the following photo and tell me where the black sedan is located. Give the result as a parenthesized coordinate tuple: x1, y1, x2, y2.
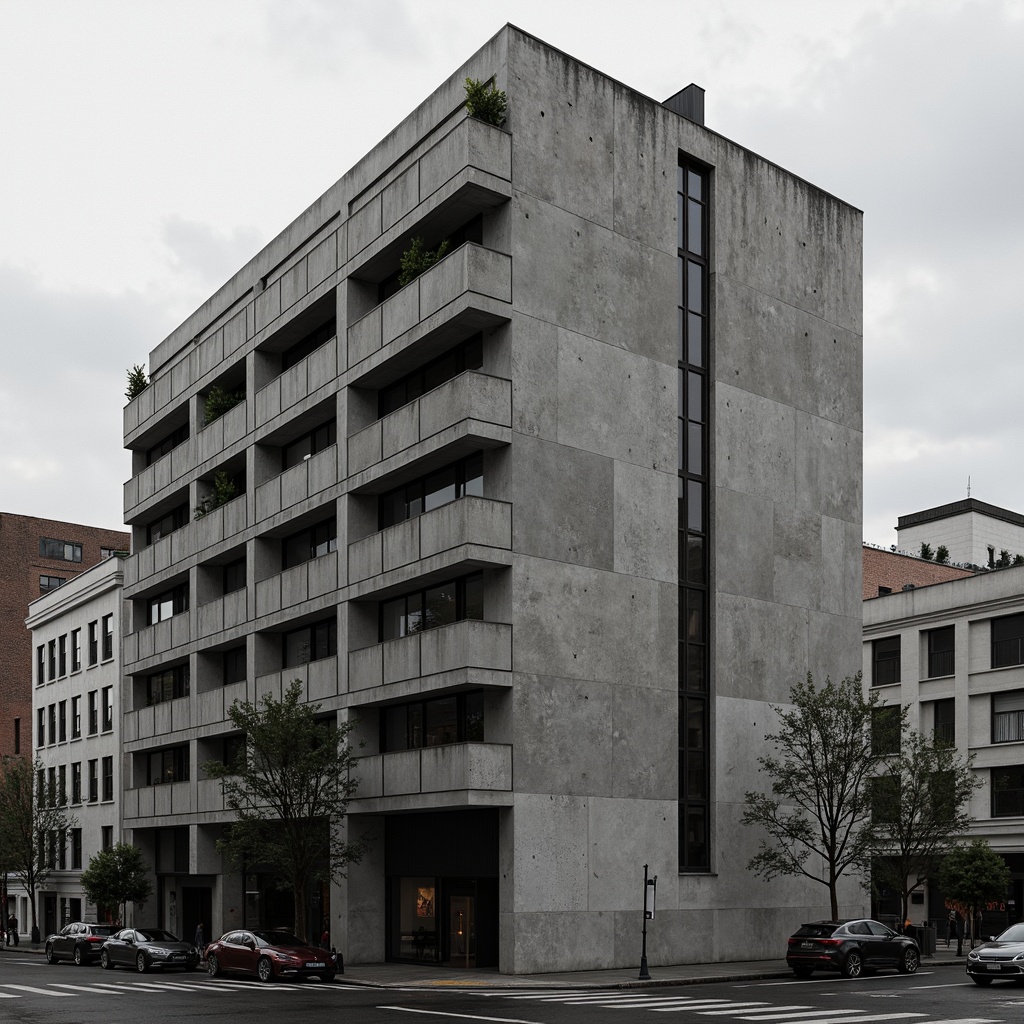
(44, 922, 117, 965)
(99, 927, 201, 972)
(206, 929, 337, 982)
(786, 919, 920, 978)
(966, 922, 1024, 985)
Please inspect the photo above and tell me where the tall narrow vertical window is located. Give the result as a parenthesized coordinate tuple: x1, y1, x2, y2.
(101, 687, 113, 731)
(927, 626, 955, 678)
(102, 756, 114, 801)
(677, 156, 710, 872)
(36, 645, 45, 685)
(58, 635, 67, 676)
(933, 698, 955, 746)
(71, 696, 81, 738)
(71, 629, 81, 672)
(88, 622, 98, 666)
(102, 614, 114, 660)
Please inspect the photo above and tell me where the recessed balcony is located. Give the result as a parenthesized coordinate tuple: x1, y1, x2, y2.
(255, 336, 338, 430)
(123, 780, 193, 823)
(124, 443, 194, 521)
(255, 446, 338, 524)
(197, 589, 248, 640)
(254, 550, 340, 619)
(197, 400, 247, 465)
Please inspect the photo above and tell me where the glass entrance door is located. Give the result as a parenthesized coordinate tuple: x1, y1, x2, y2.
(448, 894, 475, 968)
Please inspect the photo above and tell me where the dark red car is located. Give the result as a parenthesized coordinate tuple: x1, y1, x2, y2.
(206, 929, 337, 983)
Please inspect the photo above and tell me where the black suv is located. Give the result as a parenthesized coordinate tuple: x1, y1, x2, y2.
(787, 919, 920, 978)
(45, 922, 118, 965)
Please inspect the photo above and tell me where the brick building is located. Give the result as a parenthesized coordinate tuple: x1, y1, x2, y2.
(0, 513, 129, 758)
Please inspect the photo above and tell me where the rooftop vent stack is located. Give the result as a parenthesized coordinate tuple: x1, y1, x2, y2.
(902, 583, 916, 591)
(663, 84, 705, 125)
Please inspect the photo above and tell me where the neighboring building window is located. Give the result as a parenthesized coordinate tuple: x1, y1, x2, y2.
(36, 708, 44, 747)
(48, 640, 56, 680)
(101, 825, 113, 850)
(71, 762, 82, 803)
(71, 629, 81, 672)
(58, 765, 66, 805)
(36, 645, 45, 685)
(147, 746, 189, 786)
(992, 765, 1024, 817)
(102, 614, 113, 660)
(58, 635, 67, 677)
(223, 648, 246, 686)
(48, 704, 56, 745)
(88, 621, 98, 665)
(71, 829, 83, 870)
(100, 547, 117, 559)
(378, 452, 484, 529)
(71, 695, 81, 739)
(933, 698, 955, 746)
(102, 756, 114, 801)
(47, 766, 56, 806)
(878, 586, 892, 596)
(283, 619, 338, 667)
(146, 504, 188, 545)
(101, 686, 113, 731)
(58, 700, 67, 742)
(223, 557, 246, 595)
(88, 691, 98, 735)
(283, 419, 337, 470)
(40, 575, 66, 593)
(873, 636, 901, 686)
(88, 759, 98, 802)
(282, 517, 337, 569)
(992, 691, 1024, 744)
(992, 613, 1024, 669)
(39, 537, 82, 562)
(382, 691, 484, 752)
(37, 768, 45, 804)
(380, 572, 483, 641)
(281, 317, 336, 372)
(378, 335, 483, 417)
(146, 422, 189, 465)
(927, 626, 955, 678)
(13, 717, 20, 754)
(147, 584, 189, 625)
(147, 666, 190, 705)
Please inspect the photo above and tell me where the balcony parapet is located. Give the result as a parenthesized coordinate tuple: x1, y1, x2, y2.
(254, 550, 340, 620)
(123, 780, 194, 823)
(255, 446, 338, 524)
(197, 589, 248, 640)
(254, 656, 339, 704)
(255, 336, 339, 431)
(124, 442, 194, 521)
(197, 400, 247, 466)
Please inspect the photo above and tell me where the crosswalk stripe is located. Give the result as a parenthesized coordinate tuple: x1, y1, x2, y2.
(50, 983, 125, 994)
(653, 1006, 813, 1016)
(0, 993, 18, 999)
(0, 985, 74, 996)
(737, 1014, 923, 1023)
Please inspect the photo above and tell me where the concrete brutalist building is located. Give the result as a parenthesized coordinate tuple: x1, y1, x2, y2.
(120, 26, 863, 972)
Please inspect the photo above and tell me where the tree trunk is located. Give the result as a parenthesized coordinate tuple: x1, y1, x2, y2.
(829, 884, 839, 921)
(293, 877, 307, 942)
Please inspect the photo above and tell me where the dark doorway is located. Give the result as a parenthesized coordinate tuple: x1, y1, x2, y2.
(181, 886, 212, 946)
(43, 894, 57, 937)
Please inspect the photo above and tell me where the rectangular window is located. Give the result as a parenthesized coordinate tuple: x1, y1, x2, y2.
(102, 756, 113, 801)
(927, 626, 955, 678)
(992, 765, 1024, 817)
(40, 575, 66, 592)
(379, 572, 484, 641)
(146, 504, 188, 545)
(58, 635, 67, 676)
(281, 316, 336, 372)
(48, 704, 56, 745)
(13, 717, 20, 754)
(378, 335, 483, 417)
(88, 621, 98, 665)
(146, 746, 189, 786)
(36, 708, 45, 747)
(71, 829, 83, 870)
(282, 517, 337, 569)
(146, 666, 190, 705)
(993, 614, 1024, 669)
(992, 691, 1024, 744)
(147, 584, 189, 625)
(223, 557, 246, 595)
(71, 762, 82, 803)
(870, 775, 901, 823)
(101, 686, 113, 731)
(102, 614, 113, 660)
(378, 452, 484, 530)
(39, 537, 82, 562)
(71, 629, 81, 672)
(283, 618, 337, 667)
(933, 698, 955, 746)
(58, 700, 67, 742)
(873, 636, 901, 686)
(71, 695, 81, 739)
(381, 692, 485, 752)
(223, 647, 246, 686)
(146, 422, 189, 465)
(283, 418, 337, 470)
(88, 691, 98, 735)
(36, 645, 45, 685)
(101, 825, 113, 850)
(48, 640, 56, 681)
(88, 759, 98, 802)
(47, 766, 56, 806)
(58, 764, 66, 805)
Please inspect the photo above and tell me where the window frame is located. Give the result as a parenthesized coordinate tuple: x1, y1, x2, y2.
(872, 636, 902, 686)
(281, 517, 337, 570)
(992, 690, 1024, 745)
(992, 614, 1024, 670)
(282, 618, 338, 668)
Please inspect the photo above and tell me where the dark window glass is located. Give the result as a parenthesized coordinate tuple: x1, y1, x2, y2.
(927, 626, 955, 678)
(687, 198, 703, 255)
(687, 261, 703, 314)
(425, 697, 458, 746)
(283, 618, 337, 667)
(933, 698, 955, 746)
(870, 775, 900, 823)
(147, 666, 190, 705)
(88, 622, 98, 665)
(102, 756, 114, 801)
(992, 691, 1024, 744)
(88, 760, 98, 802)
(48, 704, 56, 744)
(71, 696, 81, 738)
(378, 336, 483, 417)
(102, 614, 113, 660)
(685, 535, 704, 584)
(58, 635, 67, 676)
(88, 691, 98, 734)
(36, 709, 44, 747)
(147, 504, 188, 545)
(873, 636, 901, 686)
(687, 480, 704, 533)
(379, 573, 484, 642)
(71, 763, 82, 804)
(40, 575, 66, 592)
(282, 517, 337, 569)
(58, 700, 66, 742)
(223, 647, 246, 685)
(148, 584, 189, 625)
(39, 538, 83, 562)
(378, 454, 483, 530)
(682, 806, 708, 870)
(992, 765, 1024, 817)
(36, 645, 44, 685)
(223, 558, 246, 594)
(281, 317, 336, 371)
(872, 705, 901, 755)
(381, 691, 486, 752)
(71, 629, 81, 672)
(992, 614, 1024, 669)
(48, 640, 56, 680)
(283, 419, 337, 470)
(146, 423, 189, 465)
(147, 747, 189, 786)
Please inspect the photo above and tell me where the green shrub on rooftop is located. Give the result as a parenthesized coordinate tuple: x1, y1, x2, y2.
(464, 77, 506, 127)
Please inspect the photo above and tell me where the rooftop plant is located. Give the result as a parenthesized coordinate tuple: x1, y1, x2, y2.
(203, 383, 245, 425)
(194, 471, 239, 520)
(464, 77, 506, 127)
(398, 237, 451, 287)
(125, 364, 149, 401)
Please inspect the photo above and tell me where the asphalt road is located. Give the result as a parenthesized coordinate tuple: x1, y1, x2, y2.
(2, 953, 1023, 1024)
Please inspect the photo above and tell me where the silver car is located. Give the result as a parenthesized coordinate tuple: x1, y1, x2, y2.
(967, 922, 1024, 986)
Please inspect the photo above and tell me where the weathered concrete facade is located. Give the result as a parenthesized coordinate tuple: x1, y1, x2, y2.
(121, 26, 863, 972)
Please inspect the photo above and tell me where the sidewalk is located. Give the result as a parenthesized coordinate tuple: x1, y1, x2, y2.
(334, 942, 969, 990)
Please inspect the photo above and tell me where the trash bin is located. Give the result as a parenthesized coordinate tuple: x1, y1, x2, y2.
(921, 925, 936, 956)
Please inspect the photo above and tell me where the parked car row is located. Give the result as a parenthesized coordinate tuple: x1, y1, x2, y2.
(43, 922, 337, 982)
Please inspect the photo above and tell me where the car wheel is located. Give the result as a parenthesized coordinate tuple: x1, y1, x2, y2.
(73, 945, 85, 966)
(898, 947, 920, 974)
(136, 952, 149, 973)
(207, 954, 221, 978)
(792, 966, 813, 978)
(100, 950, 114, 970)
(257, 956, 273, 983)
(320, 972, 336, 983)
(841, 950, 863, 978)
(971, 975, 992, 986)
(45, 944, 57, 964)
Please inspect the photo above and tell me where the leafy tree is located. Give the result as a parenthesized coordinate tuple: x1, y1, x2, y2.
(938, 838, 1011, 948)
(870, 730, 980, 926)
(203, 383, 245, 425)
(80, 843, 153, 927)
(0, 756, 76, 938)
(995, 549, 1012, 568)
(742, 673, 889, 920)
(203, 680, 362, 941)
(935, 545, 950, 565)
(919, 542, 934, 561)
(398, 236, 451, 287)
(194, 470, 240, 519)
(125, 364, 149, 401)
(464, 76, 507, 126)
(1014, 554, 1024, 567)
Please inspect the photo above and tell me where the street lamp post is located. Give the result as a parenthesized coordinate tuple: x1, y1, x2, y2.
(639, 864, 657, 980)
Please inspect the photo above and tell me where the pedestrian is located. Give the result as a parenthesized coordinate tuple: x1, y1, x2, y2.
(7, 914, 18, 947)
(974, 909, 983, 947)
(946, 908, 955, 947)
(194, 922, 205, 958)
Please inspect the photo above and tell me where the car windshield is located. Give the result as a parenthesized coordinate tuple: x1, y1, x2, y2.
(252, 930, 305, 947)
(137, 929, 179, 942)
(793, 924, 837, 938)
(996, 924, 1024, 943)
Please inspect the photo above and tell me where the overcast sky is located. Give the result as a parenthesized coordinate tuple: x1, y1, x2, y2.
(1, 0, 1021, 548)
